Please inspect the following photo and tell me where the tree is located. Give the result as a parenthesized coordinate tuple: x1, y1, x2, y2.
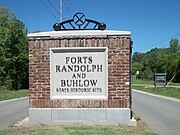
(132, 62, 143, 75)
(141, 67, 153, 80)
(132, 52, 144, 63)
(132, 39, 180, 83)
(142, 48, 160, 73)
(175, 59, 180, 82)
(170, 38, 180, 52)
(0, 6, 28, 90)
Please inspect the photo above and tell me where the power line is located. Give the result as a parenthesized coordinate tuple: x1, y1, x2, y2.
(64, 2, 71, 19)
(139, 32, 180, 52)
(47, 0, 68, 23)
(47, 0, 60, 14)
(39, 0, 58, 22)
(153, 32, 180, 47)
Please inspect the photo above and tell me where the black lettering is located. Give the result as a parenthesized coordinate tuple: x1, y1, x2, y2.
(84, 80, 89, 87)
(77, 73, 81, 78)
(97, 65, 103, 72)
(56, 88, 59, 92)
(88, 57, 93, 64)
(92, 65, 96, 72)
(67, 65, 73, 72)
(90, 80, 98, 86)
(83, 56, 88, 64)
(72, 73, 76, 79)
(56, 65, 60, 72)
(81, 65, 86, 72)
(82, 73, 86, 78)
(77, 57, 82, 64)
(60, 79, 98, 87)
(86, 65, 91, 72)
(61, 65, 67, 72)
(72, 80, 78, 87)
(66, 80, 71, 87)
(92, 88, 102, 92)
(74, 65, 79, 72)
(66, 57, 70, 64)
(56, 64, 103, 72)
(79, 80, 83, 87)
(71, 57, 76, 64)
(61, 80, 66, 87)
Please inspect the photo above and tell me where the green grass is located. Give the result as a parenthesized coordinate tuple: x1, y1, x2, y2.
(132, 75, 154, 85)
(132, 75, 180, 99)
(133, 86, 180, 99)
(0, 90, 29, 101)
(133, 79, 154, 85)
(132, 75, 180, 86)
(168, 82, 180, 86)
(0, 119, 157, 135)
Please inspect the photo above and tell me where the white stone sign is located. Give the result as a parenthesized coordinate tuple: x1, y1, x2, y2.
(50, 47, 108, 100)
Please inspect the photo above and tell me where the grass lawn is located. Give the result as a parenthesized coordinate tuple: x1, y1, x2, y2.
(132, 75, 154, 85)
(168, 82, 180, 86)
(132, 75, 180, 86)
(0, 90, 29, 101)
(133, 86, 180, 99)
(0, 118, 157, 135)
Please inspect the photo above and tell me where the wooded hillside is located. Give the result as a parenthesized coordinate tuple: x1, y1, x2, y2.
(132, 38, 180, 82)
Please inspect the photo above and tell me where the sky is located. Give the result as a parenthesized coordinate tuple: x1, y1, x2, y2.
(0, 0, 180, 53)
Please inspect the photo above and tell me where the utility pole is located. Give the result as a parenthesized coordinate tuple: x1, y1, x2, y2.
(60, 0, 62, 23)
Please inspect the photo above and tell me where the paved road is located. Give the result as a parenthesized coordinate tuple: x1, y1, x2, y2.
(0, 97, 29, 130)
(132, 90, 180, 135)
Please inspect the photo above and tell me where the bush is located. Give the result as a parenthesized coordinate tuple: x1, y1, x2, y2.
(140, 68, 153, 80)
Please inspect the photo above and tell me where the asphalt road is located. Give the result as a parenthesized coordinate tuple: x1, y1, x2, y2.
(0, 97, 29, 131)
(132, 90, 180, 135)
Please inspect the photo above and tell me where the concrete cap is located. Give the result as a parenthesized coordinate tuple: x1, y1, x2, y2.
(27, 30, 131, 38)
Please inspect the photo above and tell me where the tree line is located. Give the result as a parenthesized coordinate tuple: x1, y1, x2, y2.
(0, 6, 28, 90)
(132, 38, 180, 83)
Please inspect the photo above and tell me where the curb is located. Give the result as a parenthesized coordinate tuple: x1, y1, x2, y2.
(0, 97, 28, 104)
(132, 89, 180, 103)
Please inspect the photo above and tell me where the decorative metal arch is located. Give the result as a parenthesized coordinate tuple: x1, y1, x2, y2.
(53, 12, 106, 31)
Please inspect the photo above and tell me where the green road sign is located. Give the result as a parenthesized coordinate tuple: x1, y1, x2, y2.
(155, 76, 166, 81)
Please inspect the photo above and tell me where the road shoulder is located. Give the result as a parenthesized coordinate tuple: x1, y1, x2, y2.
(132, 89, 180, 102)
(0, 97, 28, 104)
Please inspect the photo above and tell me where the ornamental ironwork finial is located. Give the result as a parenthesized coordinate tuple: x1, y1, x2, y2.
(53, 12, 106, 31)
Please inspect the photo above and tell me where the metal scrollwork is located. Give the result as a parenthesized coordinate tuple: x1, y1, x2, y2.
(53, 12, 106, 31)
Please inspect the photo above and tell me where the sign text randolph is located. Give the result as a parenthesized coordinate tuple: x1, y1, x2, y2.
(50, 47, 108, 99)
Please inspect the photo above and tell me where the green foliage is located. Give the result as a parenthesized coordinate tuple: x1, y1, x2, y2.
(140, 67, 153, 80)
(169, 38, 180, 52)
(0, 6, 28, 90)
(132, 62, 143, 75)
(0, 89, 29, 101)
(132, 52, 144, 63)
(132, 38, 180, 82)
